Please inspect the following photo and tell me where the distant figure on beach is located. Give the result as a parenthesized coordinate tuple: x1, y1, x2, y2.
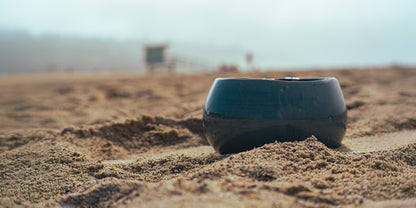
(245, 52, 253, 70)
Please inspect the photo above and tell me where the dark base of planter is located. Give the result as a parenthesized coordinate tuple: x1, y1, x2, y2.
(203, 112, 346, 154)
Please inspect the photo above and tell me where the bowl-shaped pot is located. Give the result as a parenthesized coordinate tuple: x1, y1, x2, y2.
(203, 77, 347, 154)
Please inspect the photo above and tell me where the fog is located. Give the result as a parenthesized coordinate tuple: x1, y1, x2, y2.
(0, 29, 248, 73)
(1, 0, 415, 73)
(0, 29, 145, 73)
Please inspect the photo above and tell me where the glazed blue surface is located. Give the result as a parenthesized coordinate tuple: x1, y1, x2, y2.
(203, 77, 347, 154)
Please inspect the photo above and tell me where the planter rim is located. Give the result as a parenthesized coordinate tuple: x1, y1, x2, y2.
(215, 77, 335, 82)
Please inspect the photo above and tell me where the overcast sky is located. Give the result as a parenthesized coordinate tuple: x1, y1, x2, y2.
(1, 0, 415, 68)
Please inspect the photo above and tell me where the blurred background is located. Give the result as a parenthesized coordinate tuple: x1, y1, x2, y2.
(0, 0, 415, 73)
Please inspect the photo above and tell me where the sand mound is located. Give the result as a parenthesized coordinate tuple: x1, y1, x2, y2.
(0, 141, 94, 205)
(2, 135, 415, 207)
(57, 138, 416, 207)
(59, 115, 207, 160)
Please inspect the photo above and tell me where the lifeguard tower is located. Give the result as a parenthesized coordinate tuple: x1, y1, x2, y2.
(144, 44, 175, 72)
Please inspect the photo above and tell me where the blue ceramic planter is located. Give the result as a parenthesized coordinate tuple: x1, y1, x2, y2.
(203, 77, 347, 154)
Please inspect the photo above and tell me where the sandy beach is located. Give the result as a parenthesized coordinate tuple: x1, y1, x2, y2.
(1, 66, 415, 207)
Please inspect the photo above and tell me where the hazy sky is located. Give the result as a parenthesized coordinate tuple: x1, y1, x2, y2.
(1, 0, 415, 68)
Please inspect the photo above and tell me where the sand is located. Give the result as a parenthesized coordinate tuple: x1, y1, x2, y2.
(0, 66, 415, 207)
